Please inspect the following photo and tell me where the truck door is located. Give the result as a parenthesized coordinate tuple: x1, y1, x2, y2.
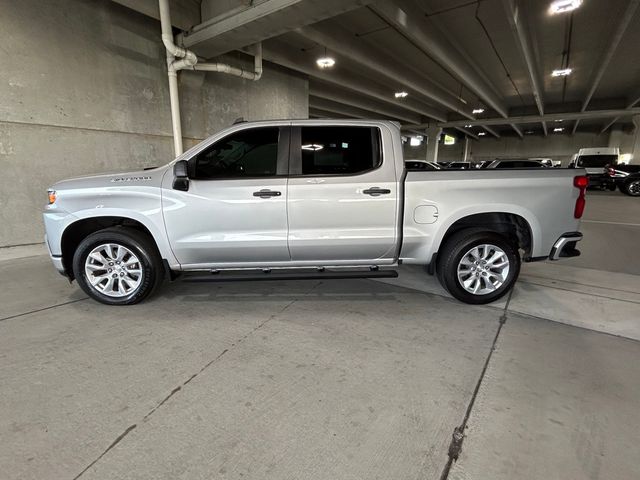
(286, 125, 399, 263)
(162, 126, 290, 267)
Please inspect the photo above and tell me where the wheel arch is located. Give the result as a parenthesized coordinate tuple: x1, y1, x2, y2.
(60, 216, 166, 280)
(433, 210, 537, 263)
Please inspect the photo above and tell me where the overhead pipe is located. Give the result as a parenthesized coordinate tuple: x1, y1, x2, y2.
(193, 43, 263, 81)
(158, 0, 263, 156)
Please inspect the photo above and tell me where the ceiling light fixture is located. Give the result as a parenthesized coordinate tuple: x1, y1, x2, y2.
(478, 132, 486, 136)
(472, 108, 485, 114)
(395, 91, 409, 98)
(553, 127, 564, 132)
(316, 56, 335, 69)
(552, 68, 572, 77)
(464, 124, 472, 128)
(302, 143, 324, 151)
(549, 0, 582, 15)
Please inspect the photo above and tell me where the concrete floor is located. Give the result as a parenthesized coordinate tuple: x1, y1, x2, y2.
(1, 192, 639, 480)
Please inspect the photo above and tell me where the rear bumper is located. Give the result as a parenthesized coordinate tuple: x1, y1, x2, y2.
(549, 232, 583, 261)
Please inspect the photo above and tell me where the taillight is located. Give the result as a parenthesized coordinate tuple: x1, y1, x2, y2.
(607, 167, 616, 177)
(573, 175, 588, 219)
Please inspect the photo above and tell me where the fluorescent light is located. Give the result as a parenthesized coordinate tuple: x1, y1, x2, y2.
(552, 68, 572, 77)
(409, 137, 422, 146)
(302, 143, 324, 151)
(555, 119, 564, 122)
(549, 0, 582, 14)
(316, 56, 335, 68)
(553, 127, 564, 132)
(395, 91, 409, 98)
(525, 130, 535, 134)
(464, 124, 472, 128)
(478, 132, 486, 136)
(472, 108, 485, 114)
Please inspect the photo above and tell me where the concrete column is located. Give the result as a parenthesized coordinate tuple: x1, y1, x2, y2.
(462, 136, 470, 162)
(631, 115, 640, 164)
(608, 127, 623, 148)
(425, 126, 442, 163)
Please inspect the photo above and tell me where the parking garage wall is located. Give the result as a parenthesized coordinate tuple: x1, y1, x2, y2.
(0, 0, 308, 248)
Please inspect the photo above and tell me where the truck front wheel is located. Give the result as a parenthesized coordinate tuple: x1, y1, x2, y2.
(72, 227, 163, 305)
(436, 229, 520, 304)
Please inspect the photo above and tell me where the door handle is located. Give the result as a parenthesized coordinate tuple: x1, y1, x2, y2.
(253, 189, 282, 198)
(362, 187, 391, 196)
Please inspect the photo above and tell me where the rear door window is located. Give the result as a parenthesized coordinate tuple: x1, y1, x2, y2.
(297, 126, 381, 175)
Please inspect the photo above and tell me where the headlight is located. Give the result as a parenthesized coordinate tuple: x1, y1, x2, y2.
(47, 190, 57, 205)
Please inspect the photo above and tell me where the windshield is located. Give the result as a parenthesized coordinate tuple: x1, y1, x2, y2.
(576, 155, 617, 168)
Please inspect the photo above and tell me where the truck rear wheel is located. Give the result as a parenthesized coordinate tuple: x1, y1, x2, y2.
(72, 227, 163, 305)
(436, 229, 520, 304)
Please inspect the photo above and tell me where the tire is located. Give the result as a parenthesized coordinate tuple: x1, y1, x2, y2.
(620, 178, 640, 196)
(436, 229, 521, 305)
(72, 227, 163, 305)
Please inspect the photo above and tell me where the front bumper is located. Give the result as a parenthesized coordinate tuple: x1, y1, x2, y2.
(549, 232, 583, 261)
(45, 234, 67, 276)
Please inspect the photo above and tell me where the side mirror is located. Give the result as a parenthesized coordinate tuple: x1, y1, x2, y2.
(173, 160, 189, 191)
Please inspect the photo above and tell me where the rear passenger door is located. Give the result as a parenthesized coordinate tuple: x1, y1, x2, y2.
(286, 125, 399, 263)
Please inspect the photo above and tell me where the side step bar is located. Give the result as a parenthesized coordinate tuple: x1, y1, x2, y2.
(181, 268, 398, 283)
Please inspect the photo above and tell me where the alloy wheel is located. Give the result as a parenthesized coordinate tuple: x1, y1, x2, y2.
(84, 243, 143, 297)
(456, 244, 510, 295)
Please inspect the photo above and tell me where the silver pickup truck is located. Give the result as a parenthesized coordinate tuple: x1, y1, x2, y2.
(44, 120, 586, 306)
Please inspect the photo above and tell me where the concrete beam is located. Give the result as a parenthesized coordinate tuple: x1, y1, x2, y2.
(510, 123, 524, 138)
(262, 40, 447, 121)
(501, 0, 547, 135)
(113, 0, 200, 31)
(309, 96, 403, 122)
(183, 0, 369, 58)
(455, 127, 479, 141)
(432, 108, 640, 128)
(372, 0, 509, 118)
(573, 0, 640, 134)
(309, 83, 422, 124)
(483, 126, 501, 138)
(297, 24, 472, 118)
(600, 90, 640, 133)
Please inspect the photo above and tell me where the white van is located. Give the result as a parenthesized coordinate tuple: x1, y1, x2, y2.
(571, 147, 619, 173)
(570, 147, 619, 189)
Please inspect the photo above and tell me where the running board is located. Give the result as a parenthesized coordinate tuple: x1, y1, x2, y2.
(181, 268, 398, 283)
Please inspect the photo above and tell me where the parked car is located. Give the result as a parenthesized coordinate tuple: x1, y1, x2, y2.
(405, 159, 441, 170)
(610, 164, 640, 196)
(446, 161, 472, 169)
(529, 157, 561, 167)
(484, 159, 548, 169)
(569, 147, 618, 190)
(44, 120, 586, 306)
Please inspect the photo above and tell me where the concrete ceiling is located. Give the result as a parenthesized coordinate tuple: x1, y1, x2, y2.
(125, 0, 640, 138)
